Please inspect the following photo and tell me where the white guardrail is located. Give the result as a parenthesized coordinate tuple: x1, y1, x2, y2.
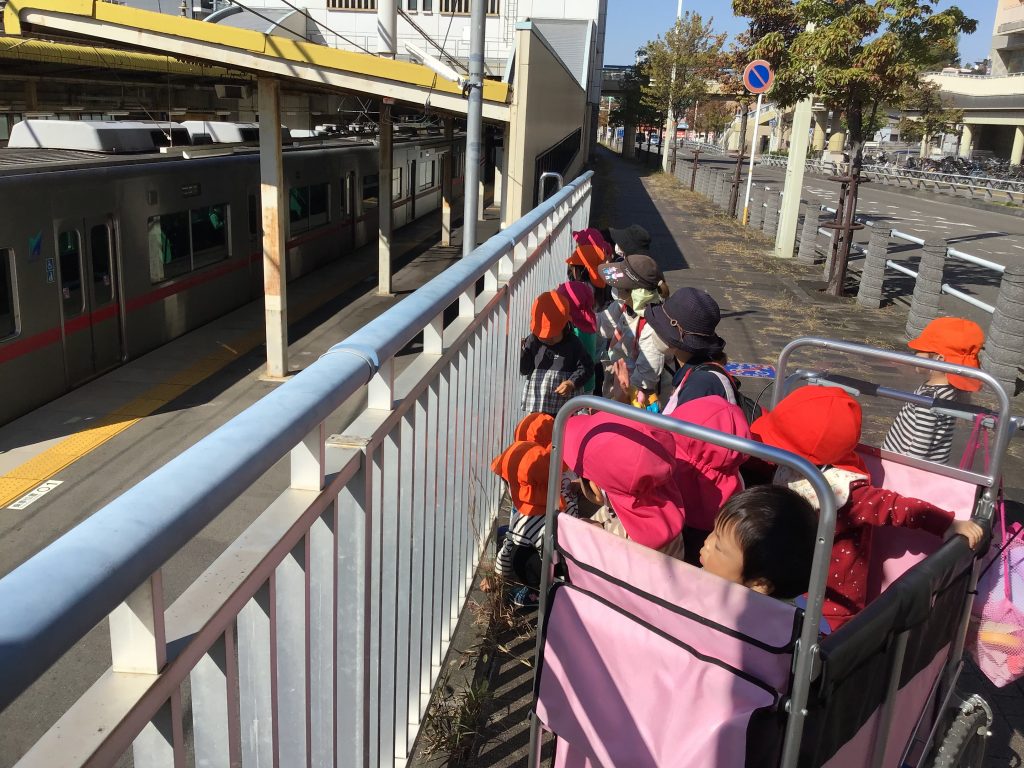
(0, 172, 594, 767)
(760, 156, 1024, 204)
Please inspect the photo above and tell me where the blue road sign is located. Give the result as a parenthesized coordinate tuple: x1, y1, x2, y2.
(743, 60, 774, 94)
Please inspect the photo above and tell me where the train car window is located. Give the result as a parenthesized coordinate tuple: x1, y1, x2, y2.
(148, 211, 191, 283)
(191, 204, 229, 268)
(392, 168, 402, 201)
(58, 231, 84, 318)
(89, 225, 114, 306)
(418, 161, 435, 191)
(342, 175, 354, 218)
(308, 183, 330, 229)
(0, 249, 16, 338)
(289, 186, 310, 232)
(362, 174, 379, 212)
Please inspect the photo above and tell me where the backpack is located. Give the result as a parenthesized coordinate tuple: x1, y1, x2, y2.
(672, 363, 766, 424)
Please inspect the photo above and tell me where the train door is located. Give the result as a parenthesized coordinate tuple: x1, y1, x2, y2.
(247, 189, 262, 296)
(409, 160, 417, 220)
(56, 216, 123, 386)
(342, 171, 356, 252)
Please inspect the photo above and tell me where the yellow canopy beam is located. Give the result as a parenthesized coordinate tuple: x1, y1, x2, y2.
(4, 0, 511, 120)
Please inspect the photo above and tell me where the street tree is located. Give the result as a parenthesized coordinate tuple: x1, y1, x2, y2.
(694, 101, 737, 141)
(734, 0, 976, 296)
(637, 12, 725, 171)
(897, 81, 964, 158)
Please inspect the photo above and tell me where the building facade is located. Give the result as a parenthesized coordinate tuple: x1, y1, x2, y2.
(991, 0, 1024, 76)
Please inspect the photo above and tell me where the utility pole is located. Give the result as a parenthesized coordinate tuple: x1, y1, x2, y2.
(661, 0, 683, 173)
(462, 0, 485, 257)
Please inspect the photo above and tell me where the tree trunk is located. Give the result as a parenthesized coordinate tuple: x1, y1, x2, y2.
(729, 104, 748, 217)
(827, 103, 864, 297)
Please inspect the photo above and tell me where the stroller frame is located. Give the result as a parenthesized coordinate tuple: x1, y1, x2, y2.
(527, 336, 1017, 768)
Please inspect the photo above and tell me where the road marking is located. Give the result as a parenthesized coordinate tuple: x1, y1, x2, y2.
(8, 480, 63, 510)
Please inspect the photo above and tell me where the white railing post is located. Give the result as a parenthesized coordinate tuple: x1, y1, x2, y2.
(110, 572, 167, 675)
(291, 423, 326, 491)
(368, 358, 396, 411)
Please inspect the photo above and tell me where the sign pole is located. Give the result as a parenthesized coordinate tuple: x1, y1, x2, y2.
(741, 92, 763, 225)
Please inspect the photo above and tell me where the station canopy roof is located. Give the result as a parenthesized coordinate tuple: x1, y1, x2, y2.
(2, 0, 511, 120)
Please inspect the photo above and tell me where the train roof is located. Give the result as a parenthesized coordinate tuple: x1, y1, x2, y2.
(179, 121, 292, 145)
(8, 119, 192, 153)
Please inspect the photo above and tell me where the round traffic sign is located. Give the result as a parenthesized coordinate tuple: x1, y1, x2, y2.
(743, 60, 775, 94)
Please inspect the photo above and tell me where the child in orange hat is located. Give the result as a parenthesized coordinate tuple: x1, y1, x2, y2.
(750, 386, 983, 631)
(882, 317, 985, 465)
(520, 291, 593, 416)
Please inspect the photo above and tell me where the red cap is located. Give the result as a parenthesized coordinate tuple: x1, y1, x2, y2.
(562, 412, 685, 549)
(908, 317, 985, 392)
(751, 387, 867, 475)
(514, 413, 554, 446)
(491, 441, 552, 517)
(530, 291, 570, 342)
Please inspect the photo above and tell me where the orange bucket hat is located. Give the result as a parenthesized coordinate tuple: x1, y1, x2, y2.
(907, 317, 985, 392)
(566, 244, 607, 287)
(515, 413, 555, 446)
(490, 440, 551, 516)
(530, 291, 571, 342)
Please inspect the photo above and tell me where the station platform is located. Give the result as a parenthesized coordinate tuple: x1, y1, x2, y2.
(0, 201, 499, 764)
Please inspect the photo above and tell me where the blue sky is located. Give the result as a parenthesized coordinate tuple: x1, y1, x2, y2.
(604, 0, 997, 66)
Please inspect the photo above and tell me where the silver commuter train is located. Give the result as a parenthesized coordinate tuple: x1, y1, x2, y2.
(0, 122, 465, 425)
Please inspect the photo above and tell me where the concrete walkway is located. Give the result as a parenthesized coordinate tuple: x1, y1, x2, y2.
(440, 146, 1024, 767)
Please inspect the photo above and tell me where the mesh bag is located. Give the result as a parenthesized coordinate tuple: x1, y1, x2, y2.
(963, 416, 1024, 687)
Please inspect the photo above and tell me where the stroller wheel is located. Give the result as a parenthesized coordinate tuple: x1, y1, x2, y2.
(931, 694, 992, 768)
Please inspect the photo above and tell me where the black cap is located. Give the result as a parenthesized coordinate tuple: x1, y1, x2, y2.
(609, 224, 651, 255)
(599, 254, 661, 290)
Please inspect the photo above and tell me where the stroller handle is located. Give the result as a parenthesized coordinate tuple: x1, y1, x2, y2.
(531, 396, 838, 768)
(775, 337, 1015, 490)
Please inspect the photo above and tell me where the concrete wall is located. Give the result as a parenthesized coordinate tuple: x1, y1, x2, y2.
(991, 0, 1024, 75)
(504, 24, 587, 225)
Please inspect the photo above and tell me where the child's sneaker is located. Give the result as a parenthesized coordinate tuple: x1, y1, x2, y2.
(510, 585, 539, 611)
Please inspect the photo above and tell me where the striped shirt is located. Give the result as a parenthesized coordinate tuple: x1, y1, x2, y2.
(496, 473, 580, 579)
(881, 383, 961, 464)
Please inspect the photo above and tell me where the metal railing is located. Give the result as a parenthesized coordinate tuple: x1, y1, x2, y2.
(813, 203, 1005, 315)
(759, 156, 1024, 205)
(0, 172, 594, 767)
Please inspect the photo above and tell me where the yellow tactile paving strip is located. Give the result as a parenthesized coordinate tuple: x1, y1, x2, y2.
(0, 275, 363, 508)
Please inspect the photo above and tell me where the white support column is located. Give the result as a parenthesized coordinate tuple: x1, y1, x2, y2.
(441, 117, 454, 247)
(258, 77, 288, 378)
(377, 0, 396, 59)
(775, 95, 813, 259)
(959, 123, 974, 159)
(378, 99, 394, 296)
(1012, 126, 1024, 167)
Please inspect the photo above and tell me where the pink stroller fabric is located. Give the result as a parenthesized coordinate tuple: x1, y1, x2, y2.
(860, 450, 979, 600)
(534, 516, 799, 767)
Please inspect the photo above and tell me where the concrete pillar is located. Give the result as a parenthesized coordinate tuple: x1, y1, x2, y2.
(775, 96, 813, 259)
(981, 265, 1024, 395)
(25, 80, 38, 111)
(714, 172, 729, 209)
(763, 194, 780, 237)
(856, 227, 891, 309)
(812, 111, 827, 152)
(749, 189, 764, 231)
(827, 130, 846, 155)
(959, 124, 974, 159)
(796, 201, 822, 264)
(258, 78, 288, 378)
(906, 240, 947, 340)
(377, 0, 396, 58)
(1012, 126, 1024, 167)
(378, 100, 394, 295)
(919, 133, 930, 159)
(441, 117, 454, 247)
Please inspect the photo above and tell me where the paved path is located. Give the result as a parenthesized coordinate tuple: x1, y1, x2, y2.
(454, 147, 1024, 768)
